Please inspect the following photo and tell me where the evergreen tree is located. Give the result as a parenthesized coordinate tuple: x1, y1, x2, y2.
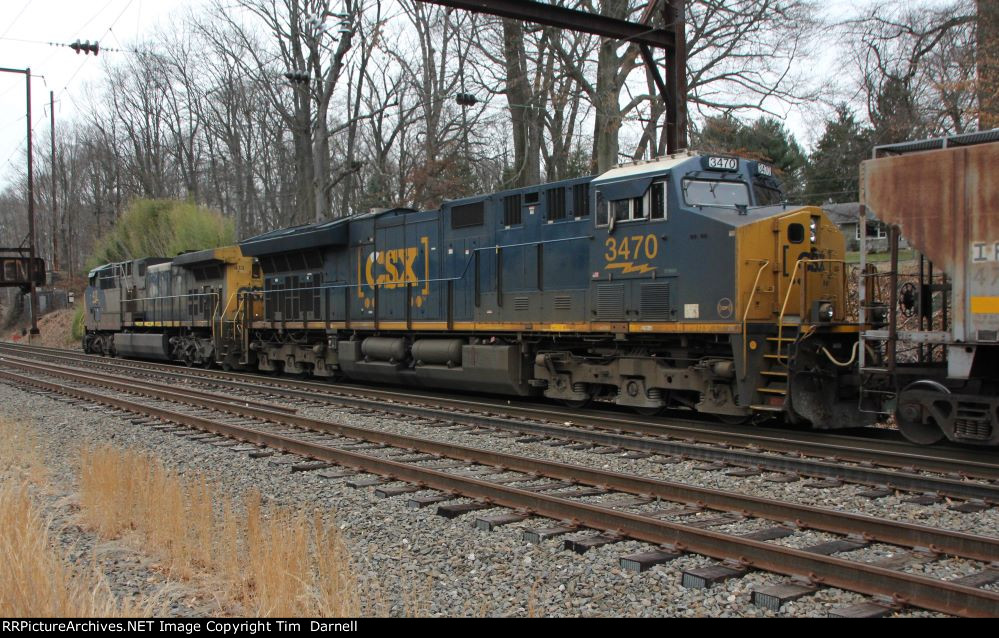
(803, 105, 873, 204)
(693, 115, 807, 200)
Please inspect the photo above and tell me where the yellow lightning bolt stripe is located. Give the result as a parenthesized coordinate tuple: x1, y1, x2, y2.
(605, 262, 657, 275)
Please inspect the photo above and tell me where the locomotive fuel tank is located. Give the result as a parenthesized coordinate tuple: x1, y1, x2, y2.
(113, 333, 172, 361)
(412, 339, 464, 366)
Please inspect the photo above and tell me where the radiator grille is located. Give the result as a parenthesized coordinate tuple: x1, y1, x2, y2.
(554, 295, 572, 310)
(596, 284, 625, 320)
(640, 283, 671, 320)
(514, 296, 529, 311)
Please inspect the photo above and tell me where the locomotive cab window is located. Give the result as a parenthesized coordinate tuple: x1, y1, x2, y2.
(753, 178, 783, 206)
(682, 179, 750, 208)
(787, 223, 805, 243)
(648, 180, 667, 220)
(596, 180, 667, 226)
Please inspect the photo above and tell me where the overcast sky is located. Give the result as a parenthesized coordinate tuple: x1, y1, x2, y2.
(0, 0, 183, 184)
(0, 0, 884, 189)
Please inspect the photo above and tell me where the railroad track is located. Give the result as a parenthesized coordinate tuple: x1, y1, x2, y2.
(1, 354, 998, 616)
(2, 343, 998, 503)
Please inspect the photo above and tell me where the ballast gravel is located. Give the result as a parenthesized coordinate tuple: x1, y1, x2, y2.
(0, 379, 989, 617)
(301, 404, 999, 538)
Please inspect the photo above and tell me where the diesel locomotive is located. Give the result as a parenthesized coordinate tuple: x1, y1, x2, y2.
(84, 150, 864, 432)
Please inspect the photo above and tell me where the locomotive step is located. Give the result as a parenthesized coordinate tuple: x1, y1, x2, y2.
(766, 336, 797, 342)
(750, 404, 784, 412)
(756, 387, 788, 395)
(760, 370, 788, 377)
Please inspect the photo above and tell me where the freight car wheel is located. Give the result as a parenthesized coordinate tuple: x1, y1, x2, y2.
(896, 380, 948, 445)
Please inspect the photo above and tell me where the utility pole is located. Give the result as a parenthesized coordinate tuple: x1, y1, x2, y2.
(0, 66, 40, 335)
(50, 90, 58, 274)
(26, 67, 38, 335)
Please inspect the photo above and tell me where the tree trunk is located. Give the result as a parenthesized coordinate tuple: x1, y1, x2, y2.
(502, 19, 541, 187)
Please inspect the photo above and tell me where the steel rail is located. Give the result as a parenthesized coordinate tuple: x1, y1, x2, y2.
(1, 367, 996, 617)
(4, 351, 999, 502)
(0, 353, 296, 415)
(3, 358, 998, 563)
(4, 343, 998, 480)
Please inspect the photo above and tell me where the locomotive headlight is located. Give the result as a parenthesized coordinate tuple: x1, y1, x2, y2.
(809, 218, 818, 243)
(819, 302, 834, 322)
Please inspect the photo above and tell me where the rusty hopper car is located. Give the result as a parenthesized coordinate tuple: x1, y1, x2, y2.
(859, 129, 999, 446)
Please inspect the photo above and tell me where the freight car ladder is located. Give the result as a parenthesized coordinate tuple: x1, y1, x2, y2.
(750, 325, 798, 414)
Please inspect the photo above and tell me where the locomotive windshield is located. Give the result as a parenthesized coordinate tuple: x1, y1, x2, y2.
(752, 177, 784, 206)
(682, 179, 750, 208)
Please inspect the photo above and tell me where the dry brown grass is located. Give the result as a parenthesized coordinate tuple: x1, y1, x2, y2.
(0, 418, 48, 485)
(0, 481, 144, 616)
(79, 445, 360, 616)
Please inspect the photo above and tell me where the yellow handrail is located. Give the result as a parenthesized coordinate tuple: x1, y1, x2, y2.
(741, 259, 770, 379)
(776, 257, 847, 364)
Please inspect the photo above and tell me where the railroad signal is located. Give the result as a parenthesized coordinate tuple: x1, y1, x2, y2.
(69, 39, 99, 56)
(455, 92, 477, 106)
(284, 70, 309, 84)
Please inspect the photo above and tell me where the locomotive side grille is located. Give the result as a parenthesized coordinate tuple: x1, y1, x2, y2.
(978, 330, 998, 342)
(554, 295, 572, 310)
(514, 296, 529, 311)
(639, 283, 671, 320)
(596, 284, 625, 320)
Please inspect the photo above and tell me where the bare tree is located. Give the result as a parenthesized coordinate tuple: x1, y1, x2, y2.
(845, 1, 977, 141)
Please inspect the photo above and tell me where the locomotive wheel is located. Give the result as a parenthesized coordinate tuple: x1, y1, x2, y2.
(896, 380, 947, 445)
(717, 414, 752, 425)
(561, 397, 591, 409)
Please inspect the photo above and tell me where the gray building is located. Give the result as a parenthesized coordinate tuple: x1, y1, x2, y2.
(821, 202, 906, 253)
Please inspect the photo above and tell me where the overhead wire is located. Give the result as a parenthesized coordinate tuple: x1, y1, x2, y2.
(1, 0, 138, 186)
(0, 0, 34, 41)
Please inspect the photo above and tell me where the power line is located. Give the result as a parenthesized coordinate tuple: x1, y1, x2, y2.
(0, 0, 33, 41)
(0, 36, 133, 53)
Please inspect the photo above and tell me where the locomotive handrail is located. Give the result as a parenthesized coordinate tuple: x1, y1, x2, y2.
(129, 292, 221, 326)
(243, 234, 594, 300)
(741, 259, 770, 379)
(776, 257, 847, 364)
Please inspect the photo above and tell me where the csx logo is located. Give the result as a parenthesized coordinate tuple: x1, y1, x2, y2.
(359, 237, 431, 309)
(366, 248, 419, 289)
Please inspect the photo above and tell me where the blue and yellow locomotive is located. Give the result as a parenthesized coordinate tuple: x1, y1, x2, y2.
(85, 151, 863, 429)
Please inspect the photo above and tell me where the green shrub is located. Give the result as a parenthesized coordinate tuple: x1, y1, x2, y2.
(88, 199, 235, 268)
(71, 306, 85, 341)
